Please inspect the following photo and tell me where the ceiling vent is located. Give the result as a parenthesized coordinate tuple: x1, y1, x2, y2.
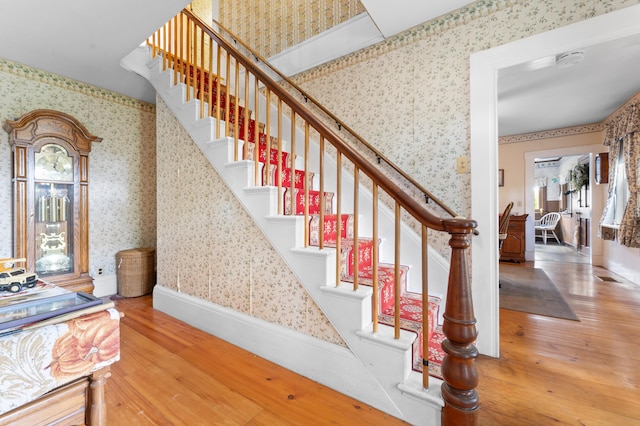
(556, 50, 585, 68)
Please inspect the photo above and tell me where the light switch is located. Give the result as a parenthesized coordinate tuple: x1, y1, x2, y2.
(457, 156, 470, 174)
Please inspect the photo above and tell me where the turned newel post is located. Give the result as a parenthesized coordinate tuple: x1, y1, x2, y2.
(441, 218, 478, 426)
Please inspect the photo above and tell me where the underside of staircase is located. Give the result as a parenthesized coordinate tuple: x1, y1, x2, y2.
(125, 42, 453, 424)
(144, 62, 442, 424)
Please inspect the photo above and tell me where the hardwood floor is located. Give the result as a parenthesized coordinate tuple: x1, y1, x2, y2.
(533, 240, 590, 264)
(107, 257, 640, 425)
(106, 296, 407, 425)
(484, 258, 640, 425)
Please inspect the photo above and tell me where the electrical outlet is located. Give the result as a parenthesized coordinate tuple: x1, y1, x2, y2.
(456, 156, 470, 174)
(97, 267, 104, 276)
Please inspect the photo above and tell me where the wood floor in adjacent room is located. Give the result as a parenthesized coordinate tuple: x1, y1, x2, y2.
(108, 254, 640, 425)
(482, 252, 640, 425)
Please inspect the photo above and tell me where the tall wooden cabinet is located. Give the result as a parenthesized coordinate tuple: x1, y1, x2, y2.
(4, 110, 101, 293)
(500, 214, 528, 263)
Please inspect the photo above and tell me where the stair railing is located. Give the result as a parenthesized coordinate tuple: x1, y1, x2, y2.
(209, 19, 461, 220)
(147, 9, 479, 425)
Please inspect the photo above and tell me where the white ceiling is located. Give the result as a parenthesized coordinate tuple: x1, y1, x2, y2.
(360, 0, 474, 38)
(498, 33, 640, 136)
(1, 1, 639, 137)
(0, 0, 191, 104)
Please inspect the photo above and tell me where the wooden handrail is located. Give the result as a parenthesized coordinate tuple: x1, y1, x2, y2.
(149, 9, 479, 425)
(180, 9, 456, 233)
(210, 18, 461, 219)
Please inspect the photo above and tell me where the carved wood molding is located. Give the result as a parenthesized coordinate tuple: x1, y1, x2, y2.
(4, 109, 102, 153)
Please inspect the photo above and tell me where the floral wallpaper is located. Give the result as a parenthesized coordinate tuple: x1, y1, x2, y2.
(4, 0, 638, 352)
(189, 0, 212, 24)
(154, 0, 640, 345)
(155, 98, 344, 345)
(291, 0, 640, 225)
(0, 59, 157, 278)
(218, 0, 365, 59)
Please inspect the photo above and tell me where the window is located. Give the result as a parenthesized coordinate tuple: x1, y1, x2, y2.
(602, 142, 630, 228)
(534, 185, 547, 213)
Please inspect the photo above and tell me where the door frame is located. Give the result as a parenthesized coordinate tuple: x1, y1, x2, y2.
(469, 5, 640, 357)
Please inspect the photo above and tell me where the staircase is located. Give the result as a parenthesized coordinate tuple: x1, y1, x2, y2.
(124, 9, 479, 426)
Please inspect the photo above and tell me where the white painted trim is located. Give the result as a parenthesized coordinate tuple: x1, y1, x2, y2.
(153, 285, 401, 416)
(268, 13, 383, 77)
(470, 4, 640, 358)
(120, 45, 152, 80)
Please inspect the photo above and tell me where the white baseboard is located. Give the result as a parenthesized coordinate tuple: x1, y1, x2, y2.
(93, 274, 117, 298)
(152, 285, 403, 418)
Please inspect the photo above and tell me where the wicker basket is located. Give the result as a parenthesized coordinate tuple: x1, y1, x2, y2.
(116, 247, 155, 297)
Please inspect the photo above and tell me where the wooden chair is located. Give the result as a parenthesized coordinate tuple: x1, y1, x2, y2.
(534, 212, 561, 244)
(498, 202, 514, 250)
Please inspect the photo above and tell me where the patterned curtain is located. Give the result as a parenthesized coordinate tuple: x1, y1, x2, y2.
(619, 104, 640, 247)
(599, 123, 620, 241)
(600, 103, 640, 246)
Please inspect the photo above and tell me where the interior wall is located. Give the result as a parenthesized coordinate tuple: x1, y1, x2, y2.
(534, 161, 561, 210)
(604, 241, 640, 285)
(217, 0, 365, 58)
(285, 0, 638, 354)
(0, 58, 157, 278)
(189, 0, 213, 23)
(156, 0, 640, 355)
(499, 131, 604, 217)
(154, 98, 344, 346)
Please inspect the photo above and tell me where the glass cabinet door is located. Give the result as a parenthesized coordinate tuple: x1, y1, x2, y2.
(34, 144, 75, 276)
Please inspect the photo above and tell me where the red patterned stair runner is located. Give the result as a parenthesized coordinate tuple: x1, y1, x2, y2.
(263, 164, 314, 190)
(241, 138, 332, 216)
(308, 214, 353, 246)
(198, 70, 446, 376)
(284, 189, 334, 215)
(244, 140, 291, 167)
(309, 215, 445, 377)
(178, 61, 253, 124)
(379, 290, 444, 378)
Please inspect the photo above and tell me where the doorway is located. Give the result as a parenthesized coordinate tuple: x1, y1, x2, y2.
(532, 154, 591, 264)
(470, 5, 640, 358)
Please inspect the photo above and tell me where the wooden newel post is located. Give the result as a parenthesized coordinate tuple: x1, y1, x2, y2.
(441, 219, 478, 426)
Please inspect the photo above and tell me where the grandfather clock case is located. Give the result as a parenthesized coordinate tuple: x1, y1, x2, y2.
(4, 110, 101, 293)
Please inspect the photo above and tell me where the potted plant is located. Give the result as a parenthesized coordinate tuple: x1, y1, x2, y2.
(572, 163, 589, 191)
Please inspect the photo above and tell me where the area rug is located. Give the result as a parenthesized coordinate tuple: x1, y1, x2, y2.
(499, 264, 579, 321)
